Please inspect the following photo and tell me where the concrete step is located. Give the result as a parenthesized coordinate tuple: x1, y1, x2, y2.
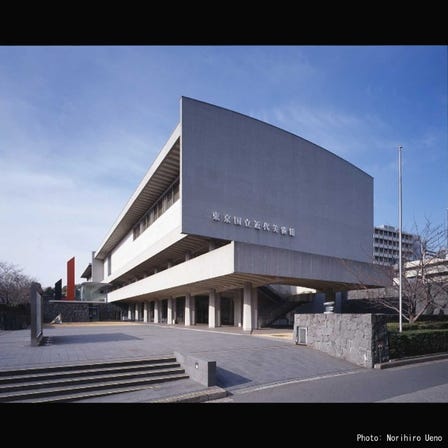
(0, 367, 185, 393)
(0, 372, 189, 402)
(14, 384, 165, 403)
(0, 356, 177, 378)
(0, 361, 181, 384)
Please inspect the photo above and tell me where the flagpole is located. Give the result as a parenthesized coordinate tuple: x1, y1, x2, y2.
(398, 145, 403, 333)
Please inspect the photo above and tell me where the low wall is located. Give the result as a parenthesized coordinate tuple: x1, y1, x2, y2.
(44, 301, 124, 323)
(293, 313, 389, 368)
(174, 352, 216, 387)
(0, 304, 29, 330)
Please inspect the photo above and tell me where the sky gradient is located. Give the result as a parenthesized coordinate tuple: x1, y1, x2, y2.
(0, 46, 446, 287)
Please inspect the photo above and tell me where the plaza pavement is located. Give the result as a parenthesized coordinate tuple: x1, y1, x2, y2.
(0, 322, 361, 402)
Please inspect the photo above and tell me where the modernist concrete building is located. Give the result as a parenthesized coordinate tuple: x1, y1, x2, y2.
(82, 97, 387, 331)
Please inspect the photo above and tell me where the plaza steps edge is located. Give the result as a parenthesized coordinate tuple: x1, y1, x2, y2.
(0, 356, 188, 403)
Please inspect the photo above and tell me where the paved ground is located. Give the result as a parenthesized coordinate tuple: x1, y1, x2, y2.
(0, 322, 359, 401)
(211, 358, 448, 402)
(3, 322, 446, 403)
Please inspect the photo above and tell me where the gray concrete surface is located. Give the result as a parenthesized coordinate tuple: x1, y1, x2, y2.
(213, 359, 448, 402)
(174, 351, 216, 386)
(0, 322, 359, 401)
(379, 382, 448, 403)
(181, 97, 373, 264)
(2, 323, 446, 403)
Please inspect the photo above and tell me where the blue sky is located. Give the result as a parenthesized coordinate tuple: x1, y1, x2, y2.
(0, 46, 446, 287)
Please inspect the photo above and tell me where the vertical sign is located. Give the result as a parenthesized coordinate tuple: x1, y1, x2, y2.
(67, 257, 75, 300)
(30, 282, 44, 346)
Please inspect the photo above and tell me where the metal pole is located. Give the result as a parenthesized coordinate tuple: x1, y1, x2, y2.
(446, 208, 448, 251)
(398, 146, 403, 333)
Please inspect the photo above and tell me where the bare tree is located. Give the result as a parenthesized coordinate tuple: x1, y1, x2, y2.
(343, 221, 448, 324)
(402, 220, 448, 322)
(0, 261, 35, 305)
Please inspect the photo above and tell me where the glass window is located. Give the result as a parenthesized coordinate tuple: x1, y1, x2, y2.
(173, 182, 180, 202)
(132, 176, 180, 240)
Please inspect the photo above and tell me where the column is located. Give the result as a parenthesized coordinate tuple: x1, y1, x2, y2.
(251, 287, 258, 330)
(127, 304, 132, 320)
(209, 289, 216, 328)
(234, 292, 242, 328)
(167, 260, 173, 268)
(209, 240, 216, 251)
(135, 303, 140, 321)
(185, 293, 191, 326)
(167, 298, 173, 325)
(243, 282, 253, 331)
(143, 302, 148, 323)
(191, 295, 196, 325)
(185, 251, 192, 261)
(154, 300, 160, 324)
(216, 293, 221, 327)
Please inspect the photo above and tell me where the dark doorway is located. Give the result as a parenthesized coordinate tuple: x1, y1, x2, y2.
(221, 296, 234, 325)
(175, 297, 185, 324)
(161, 299, 168, 323)
(139, 303, 144, 321)
(195, 296, 209, 324)
(149, 301, 155, 322)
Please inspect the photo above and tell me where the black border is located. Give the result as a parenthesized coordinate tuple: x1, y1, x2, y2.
(5, 402, 448, 443)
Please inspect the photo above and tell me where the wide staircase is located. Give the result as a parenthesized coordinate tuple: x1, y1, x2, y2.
(259, 285, 314, 328)
(0, 355, 188, 403)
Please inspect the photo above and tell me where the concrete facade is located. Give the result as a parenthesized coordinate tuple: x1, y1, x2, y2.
(82, 97, 388, 332)
(181, 98, 373, 262)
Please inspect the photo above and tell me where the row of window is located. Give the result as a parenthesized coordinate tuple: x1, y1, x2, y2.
(133, 178, 180, 240)
(374, 257, 396, 264)
(374, 239, 414, 249)
(374, 230, 414, 241)
(374, 247, 414, 256)
(375, 248, 396, 255)
(374, 255, 416, 265)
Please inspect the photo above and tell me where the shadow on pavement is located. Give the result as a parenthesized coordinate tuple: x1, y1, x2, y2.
(216, 367, 251, 388)
(44, 333, 143, 345)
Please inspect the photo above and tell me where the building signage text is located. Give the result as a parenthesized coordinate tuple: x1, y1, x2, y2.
(211, 211, 295, 237)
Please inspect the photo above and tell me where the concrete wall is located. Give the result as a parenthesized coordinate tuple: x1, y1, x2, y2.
(104, 201, 181, 282)
(92, 251, 104, 283)
(44, 301, 124, 323)
(235, 242, 388, 288)
(108, 242, 235, 302)
(181, 97, 373, 263)
(293, 313, 389, 368)
(174, 352, 216, 387)
(30, 283, 43, 346)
